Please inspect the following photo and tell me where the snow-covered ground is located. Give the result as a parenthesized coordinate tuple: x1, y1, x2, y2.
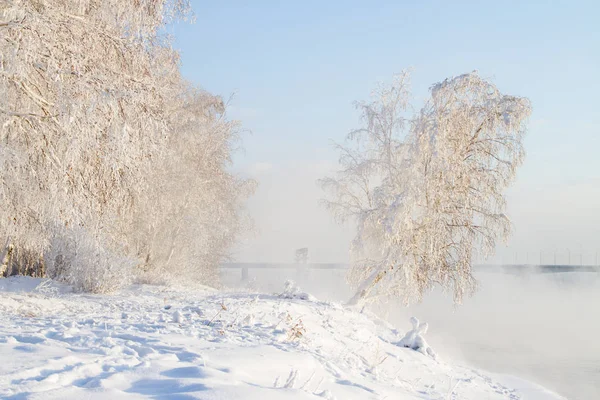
(223, 266, 600, 399)
(0, 277, 564, 399)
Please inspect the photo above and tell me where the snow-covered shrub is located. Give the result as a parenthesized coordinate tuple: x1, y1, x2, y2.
(279, 280, 314, 301)
(282, 280, 300, 297)
(45, 226, 133, 293)
(397, 317, 436, 359)
(34, 279, 61, 298)
(397, 317, 421, 349)
(287, 319, 307, 341)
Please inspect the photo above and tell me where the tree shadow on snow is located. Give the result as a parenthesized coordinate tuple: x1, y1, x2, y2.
(126, 378, 207, 396)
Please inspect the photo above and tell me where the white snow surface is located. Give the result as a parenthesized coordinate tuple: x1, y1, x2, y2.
(0, 277, 565, 400)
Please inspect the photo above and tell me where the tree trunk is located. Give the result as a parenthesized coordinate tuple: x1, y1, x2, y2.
(0, 240, 14, 277)
(347, 268, 386, 307)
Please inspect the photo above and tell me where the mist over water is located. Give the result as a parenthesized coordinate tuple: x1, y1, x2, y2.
(222, 266, 600, 400)
(391, 270, 600, 400)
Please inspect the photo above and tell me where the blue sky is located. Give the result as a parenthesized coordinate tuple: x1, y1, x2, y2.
(172, 0, 600, 263)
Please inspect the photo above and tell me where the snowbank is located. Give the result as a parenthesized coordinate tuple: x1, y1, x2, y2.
(0, 277, 565, 399)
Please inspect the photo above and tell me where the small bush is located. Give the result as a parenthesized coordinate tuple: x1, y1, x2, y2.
(45, 226, 133, 293)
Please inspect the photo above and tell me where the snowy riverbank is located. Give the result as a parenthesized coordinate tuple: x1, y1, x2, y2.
(0, 277, 565, 399)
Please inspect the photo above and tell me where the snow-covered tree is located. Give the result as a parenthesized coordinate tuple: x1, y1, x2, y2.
(0, 1, 251, 290)
(130, 87, 255, 285)
(322, 71, 531, 305)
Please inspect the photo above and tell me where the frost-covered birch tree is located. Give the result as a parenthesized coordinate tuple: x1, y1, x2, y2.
(321, 71, 531, 305)
(130, 87, 254, 285)
(0, 1, 251, 291)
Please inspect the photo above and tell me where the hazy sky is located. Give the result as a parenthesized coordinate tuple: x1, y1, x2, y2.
(172, 0, 600, 263)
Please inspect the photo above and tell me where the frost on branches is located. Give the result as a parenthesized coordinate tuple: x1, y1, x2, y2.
(321, 71, 531, 305)
(0, 1, 253, 291)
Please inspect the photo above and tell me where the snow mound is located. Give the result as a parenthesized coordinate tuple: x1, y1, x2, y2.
(0, 277, 565, 399)
(397, 316, 437, 359)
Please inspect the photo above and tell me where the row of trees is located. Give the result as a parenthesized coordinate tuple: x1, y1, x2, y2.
(322, 71, 531, 305)
(1, 2, 531, 304)
(0, 1, 252, 291)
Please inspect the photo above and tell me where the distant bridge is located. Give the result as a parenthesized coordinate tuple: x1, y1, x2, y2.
(221, 263, 600, 280)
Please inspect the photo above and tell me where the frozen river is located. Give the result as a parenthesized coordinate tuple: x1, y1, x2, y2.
(222, 265, 600, 400)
